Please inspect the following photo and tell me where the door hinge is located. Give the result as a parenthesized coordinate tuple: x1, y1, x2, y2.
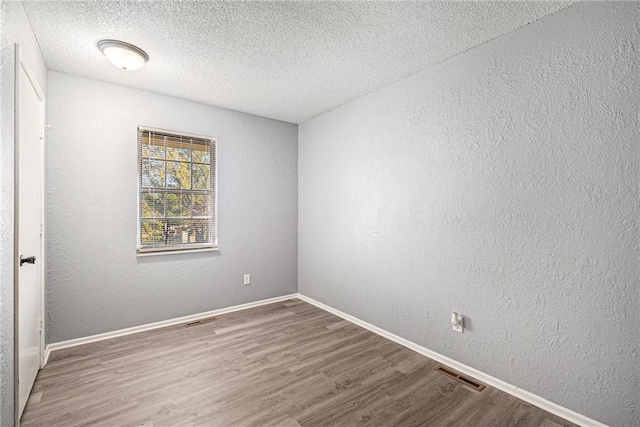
(40, 223, 43, 236)
(39, 319, 43, 332)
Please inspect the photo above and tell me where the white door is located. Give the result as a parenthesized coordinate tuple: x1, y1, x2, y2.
(17, 51, 45, 418)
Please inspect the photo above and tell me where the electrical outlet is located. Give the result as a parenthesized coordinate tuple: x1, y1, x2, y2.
(452, 321, 463, 333)
(452, 312, 464, 333)
(244, 274, 251, 285)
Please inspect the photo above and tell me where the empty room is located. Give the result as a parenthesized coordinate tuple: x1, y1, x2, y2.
(1, 0, 638, 426)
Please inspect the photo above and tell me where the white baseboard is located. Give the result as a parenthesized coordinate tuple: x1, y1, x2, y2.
(43, 292, 606, 427)
(43, 293, 298, 365)
(296, 293, 607, 427)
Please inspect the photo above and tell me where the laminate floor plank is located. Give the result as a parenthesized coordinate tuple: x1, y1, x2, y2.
(22, 299, 576, 427)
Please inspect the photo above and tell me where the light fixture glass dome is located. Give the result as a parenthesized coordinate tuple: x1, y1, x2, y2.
(98, 40, 149, 71)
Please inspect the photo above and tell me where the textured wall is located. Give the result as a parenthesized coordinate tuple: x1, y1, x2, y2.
(46, 72, 297, 344)
(0, 2, 48, 425)
(299, 2, 639, 426)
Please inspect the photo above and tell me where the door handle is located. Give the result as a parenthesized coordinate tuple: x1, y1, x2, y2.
(20, 255, 36, 267)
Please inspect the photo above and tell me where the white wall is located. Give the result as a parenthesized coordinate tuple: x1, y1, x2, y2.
(0, 1, 48, 424)
(298, 2, 639, 425)
(45, 72, 298, 344)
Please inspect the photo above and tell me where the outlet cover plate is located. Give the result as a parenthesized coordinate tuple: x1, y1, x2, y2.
(453, 321, 463, 333)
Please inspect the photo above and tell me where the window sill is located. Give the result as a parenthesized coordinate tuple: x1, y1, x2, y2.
(136, 247, 219, 257)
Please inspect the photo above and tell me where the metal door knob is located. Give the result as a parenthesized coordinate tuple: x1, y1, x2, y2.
(19, 255, 36, 267)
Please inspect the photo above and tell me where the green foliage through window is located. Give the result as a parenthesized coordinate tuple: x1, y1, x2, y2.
(138, 127, 216, 252)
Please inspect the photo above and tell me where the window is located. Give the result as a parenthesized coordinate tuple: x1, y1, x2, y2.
(137, 126, 217, 254)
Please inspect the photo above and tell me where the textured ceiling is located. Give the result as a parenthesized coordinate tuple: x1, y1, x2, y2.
(23, 1, 572, 123)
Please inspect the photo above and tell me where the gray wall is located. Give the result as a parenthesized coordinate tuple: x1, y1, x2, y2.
(0, 2, 47, 425)
(46, 72, 297, 344)
(298, 3, 639, 426)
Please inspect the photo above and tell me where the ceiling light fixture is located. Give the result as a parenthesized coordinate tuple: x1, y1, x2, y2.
(98, 39, 149, 71)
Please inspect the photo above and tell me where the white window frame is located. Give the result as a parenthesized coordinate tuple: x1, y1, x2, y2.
(137, 125, 218, 255)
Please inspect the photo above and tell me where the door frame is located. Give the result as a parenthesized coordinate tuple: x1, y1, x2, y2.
(13, 43, 46, 422)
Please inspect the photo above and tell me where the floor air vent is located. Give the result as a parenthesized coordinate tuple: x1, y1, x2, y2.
(184, 317, 217, 327)
(435, 365, 486, 391)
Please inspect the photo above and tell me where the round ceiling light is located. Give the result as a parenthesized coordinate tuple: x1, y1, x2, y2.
(98, 39, 149, 71)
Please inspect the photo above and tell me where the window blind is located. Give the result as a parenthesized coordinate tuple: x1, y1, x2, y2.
(137, 127, 217, 253)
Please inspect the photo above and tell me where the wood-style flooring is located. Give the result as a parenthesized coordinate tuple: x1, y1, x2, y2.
(22, 299, 575, 426)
